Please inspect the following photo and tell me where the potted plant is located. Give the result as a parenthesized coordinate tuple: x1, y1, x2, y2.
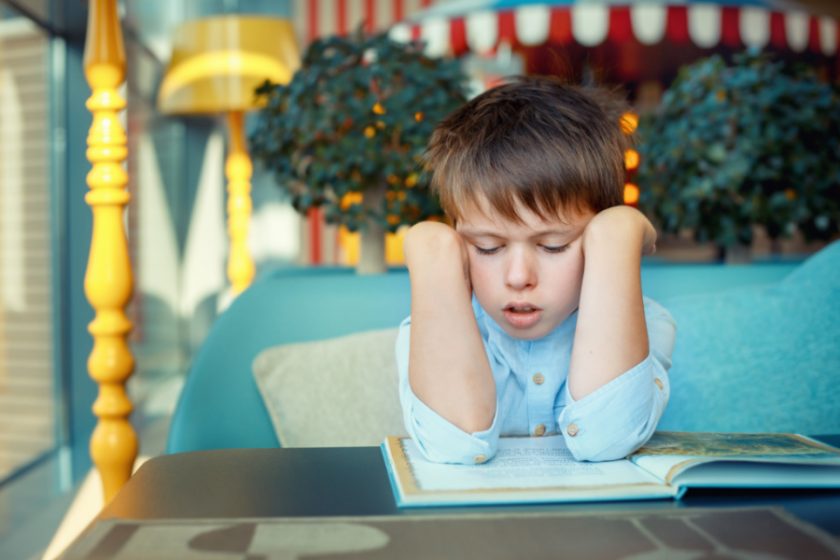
(250, 30, 469, 274)
(637, 51, 840, 260)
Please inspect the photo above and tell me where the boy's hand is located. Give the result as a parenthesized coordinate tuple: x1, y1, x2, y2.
(582, 206, 657, 257)
(404, 221, 471, 287)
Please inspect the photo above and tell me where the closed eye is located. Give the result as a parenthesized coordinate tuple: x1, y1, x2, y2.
(474, 245, 502, 255)
(540, 244, 570, 254)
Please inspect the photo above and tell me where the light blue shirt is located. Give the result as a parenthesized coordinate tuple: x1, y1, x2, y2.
(395, 297, 676, 464)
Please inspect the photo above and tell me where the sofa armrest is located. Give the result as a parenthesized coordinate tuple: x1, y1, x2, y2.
(166, 268, 411, 453)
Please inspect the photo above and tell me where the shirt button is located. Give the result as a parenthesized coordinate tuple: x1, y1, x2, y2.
(566, 423, 580, 437)
(532, 372, 545, 385)
(534, 424, 546, 436)
(654, 378, 664, 390)
(473, 454, 487, 464)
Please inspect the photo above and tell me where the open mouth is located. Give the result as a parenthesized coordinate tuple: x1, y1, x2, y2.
(502, 303, 542, 329)
(505, 304, 539, 313)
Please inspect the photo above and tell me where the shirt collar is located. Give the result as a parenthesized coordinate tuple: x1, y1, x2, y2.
(472, 295, 577, 364)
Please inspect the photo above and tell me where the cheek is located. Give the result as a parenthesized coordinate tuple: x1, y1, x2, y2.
(542, 249, 585, 298)
(467, 255, 496, 298)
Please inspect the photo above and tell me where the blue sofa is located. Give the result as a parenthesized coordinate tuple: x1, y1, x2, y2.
(166, 241, 840, 453)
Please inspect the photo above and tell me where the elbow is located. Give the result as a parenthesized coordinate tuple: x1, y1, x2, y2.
(450, 405, 496, 434)
(426, 441, 499, 465)
(402, 403, 500, 465)
(401, 372, 500, 465)
(410, 426, 500, 465)
(409, 378, 496, 434)
(567, 418, 657, 462)
(564, 360, 669, 462)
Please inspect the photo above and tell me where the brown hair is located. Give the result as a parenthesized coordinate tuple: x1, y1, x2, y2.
(424, 76, 627, 223)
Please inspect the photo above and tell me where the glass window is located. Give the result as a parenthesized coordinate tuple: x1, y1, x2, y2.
(0, 14, 55, 480)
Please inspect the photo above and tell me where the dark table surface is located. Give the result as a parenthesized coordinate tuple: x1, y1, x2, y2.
(97, 437, 840, 537)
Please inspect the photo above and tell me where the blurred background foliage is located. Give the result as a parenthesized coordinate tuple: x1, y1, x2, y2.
(250, 30, 469, 233)
(637, 51, 840, 253)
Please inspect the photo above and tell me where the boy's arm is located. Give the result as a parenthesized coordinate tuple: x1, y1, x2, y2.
(404, 221, 496, 433)
(568, 206, 657, 399)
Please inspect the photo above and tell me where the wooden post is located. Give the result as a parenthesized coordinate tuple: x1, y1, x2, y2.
(83, 0, 138, 503)
(225, 111, 255, 294)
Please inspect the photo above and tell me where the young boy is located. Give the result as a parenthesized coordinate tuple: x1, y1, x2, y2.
(396, 76, 676, 465)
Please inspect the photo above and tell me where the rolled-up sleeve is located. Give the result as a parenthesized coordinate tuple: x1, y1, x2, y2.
(395, 317, 502, 464)
(557, 300, 676, 462)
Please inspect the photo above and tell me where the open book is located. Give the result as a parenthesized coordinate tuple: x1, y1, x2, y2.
(381, 432, 840, 508)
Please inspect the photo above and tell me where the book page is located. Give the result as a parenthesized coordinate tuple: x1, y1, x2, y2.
(630, 432, 840, 485)
(402, 435, 660, 492)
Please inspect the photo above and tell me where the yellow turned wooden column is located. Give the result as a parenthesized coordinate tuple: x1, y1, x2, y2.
(225, 111, 255, 294)
(83, 0, 138, 503)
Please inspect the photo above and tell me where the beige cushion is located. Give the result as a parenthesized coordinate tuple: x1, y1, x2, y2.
(252, 328, 407, 447)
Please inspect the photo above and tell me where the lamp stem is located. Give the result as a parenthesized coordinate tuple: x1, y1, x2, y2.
(83, 0, 138, 504)
(225, 111, 255, 295)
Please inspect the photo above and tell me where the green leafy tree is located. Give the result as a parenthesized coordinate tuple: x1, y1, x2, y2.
(637, 51, 840, 254)
(250, 30, 468, 272)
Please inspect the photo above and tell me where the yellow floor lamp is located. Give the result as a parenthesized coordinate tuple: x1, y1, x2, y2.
(158, 16, 300, 296)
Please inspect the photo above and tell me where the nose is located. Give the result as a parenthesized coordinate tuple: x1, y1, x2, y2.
(505, 247, 537, 291)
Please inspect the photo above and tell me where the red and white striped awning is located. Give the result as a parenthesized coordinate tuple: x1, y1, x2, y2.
(293, 0, 442, 44)
(387, 1, 839, 57)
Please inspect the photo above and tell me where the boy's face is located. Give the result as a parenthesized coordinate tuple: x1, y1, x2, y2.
(456, 197, 595, 340)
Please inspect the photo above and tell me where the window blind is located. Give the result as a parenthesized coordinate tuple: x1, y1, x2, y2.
(0, 19, 55, 480)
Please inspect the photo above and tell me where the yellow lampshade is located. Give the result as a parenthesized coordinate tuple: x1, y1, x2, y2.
(158, 15, 299, 115)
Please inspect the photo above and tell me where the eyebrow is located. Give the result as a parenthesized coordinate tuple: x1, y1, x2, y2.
(458, 227, 575, 238)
